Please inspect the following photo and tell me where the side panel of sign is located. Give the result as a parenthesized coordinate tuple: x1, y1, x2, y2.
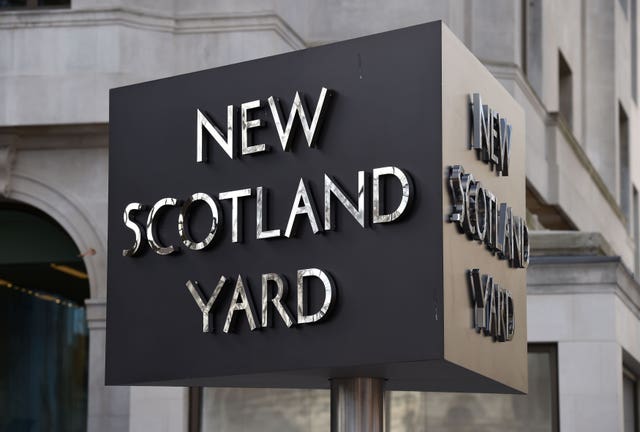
(441, 25, 528, 393)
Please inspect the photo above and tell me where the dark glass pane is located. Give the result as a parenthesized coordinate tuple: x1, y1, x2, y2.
(0, 287, 88, 432)
(0, 0, 27, 7)
(623, 374, 637, 432)
(38, 0, 70, 5)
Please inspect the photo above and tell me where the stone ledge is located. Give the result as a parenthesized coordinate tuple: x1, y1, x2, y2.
(530, 230, 615, 257)
(86, 297, 106, 324)
(0, 8, 306, 50)
(528, 255, 640, 320)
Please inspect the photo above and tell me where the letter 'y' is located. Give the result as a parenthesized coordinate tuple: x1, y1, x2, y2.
(186, 277, 226, 332)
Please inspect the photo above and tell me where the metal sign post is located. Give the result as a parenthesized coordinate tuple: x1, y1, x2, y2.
(331, 377, 384, 432)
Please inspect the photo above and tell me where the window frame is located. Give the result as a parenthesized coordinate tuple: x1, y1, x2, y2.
(624, 367, 639, 432)
(529, 343, 560, 432)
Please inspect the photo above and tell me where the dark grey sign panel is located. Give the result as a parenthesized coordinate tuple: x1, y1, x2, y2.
(107, 21, 527, 393)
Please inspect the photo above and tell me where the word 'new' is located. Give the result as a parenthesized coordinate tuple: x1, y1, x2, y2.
(197, 87, 330, 162)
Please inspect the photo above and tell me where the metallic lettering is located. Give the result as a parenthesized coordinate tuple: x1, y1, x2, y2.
(471, 93, 512, 176)
(241, 100, 267, 155)
(186, 277, 226, 333)
(372, 167, 412, 223)
(297, 268, 334, 324)
(224, 275, 258, 333)
(178, 192, 220, 250)
(256, 186, 281, 239)
(268, 87, 330, 151)
(122, 202, 146, 257)
(196, 107, 234, 162)
(468, 181, 486, 242)
(285, 179, 322, 237)
(448, 165, 466, 229)
(219, 188, 252, 243)
(261, 273, 294, 328)
(146, 197, 180, 255)
(324, 171, 366, 230)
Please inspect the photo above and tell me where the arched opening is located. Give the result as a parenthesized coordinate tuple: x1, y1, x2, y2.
(0, 198, 89, 432)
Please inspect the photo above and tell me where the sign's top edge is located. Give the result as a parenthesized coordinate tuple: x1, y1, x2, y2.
(108, 20, 444, 94)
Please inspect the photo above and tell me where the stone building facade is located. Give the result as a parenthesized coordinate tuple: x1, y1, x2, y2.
(1, 1, 639, 431)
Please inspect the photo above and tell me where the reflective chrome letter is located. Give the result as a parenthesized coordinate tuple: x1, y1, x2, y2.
(219, 188, 252, 243)
(324, 172, 365, 230)
(372, 167, 412, 223)
(471, 93, 491, 162)
(497, 204, 512, 260)
(505, 292, 515, 341)
(146, 198, 180, 255)
(224, 276, 258, 333)
(186, 277, 226, 332)
(122, 202, 147, 257)
(241, 100, 267, 155)
(498, 117, 512, 176)
(485, 190, 497, 251)
(512, 216, 523, 268)
(196, 107, 234, 162)
(495, 286, 505, 340)
(468, 181, 486, 242)
(261, 273, 294, 328)
(256, 187, 281, 239)
(285, 179, 322, 237)
(297, 268, 335, 324)
(484, 280, 498, 337)
(462, 173, 476, 236)
(178, 193, 221, 250)
(522, 222, 530, 268)
(448, 165, 466, 229)
(469, 269, 489, 331)
(267, 87, 330, 151)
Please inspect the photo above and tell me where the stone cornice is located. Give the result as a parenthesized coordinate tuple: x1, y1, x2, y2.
(528, 256, 640, 319)
(530, 230, 615, 257)
(0, 123, 107, 150)
(0, 8, 306, 50)
(85, 297, 106, 329)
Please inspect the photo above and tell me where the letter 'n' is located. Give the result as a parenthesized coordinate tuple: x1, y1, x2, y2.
(196, 107, 234, 162)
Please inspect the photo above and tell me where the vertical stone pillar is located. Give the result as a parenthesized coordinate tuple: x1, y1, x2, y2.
(86, 298, 130, 432)
(557, 341, 622, 431)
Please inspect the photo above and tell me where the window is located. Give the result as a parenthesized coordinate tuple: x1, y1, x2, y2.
(521, 0, 527, 75)
(624, 368, 638, 432)
(558, 51, 573, 129)
(193, 344, 559, 432)
(634, 187, 639, 276)
(620, 103, 631, 224)
(387, 344, 558, 432)
(0, 0, 69, 9)
(524, 0, 543, 97)
(633, 0, 638, 102)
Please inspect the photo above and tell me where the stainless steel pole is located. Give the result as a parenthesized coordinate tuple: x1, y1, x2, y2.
(330, 377, 385, 432)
